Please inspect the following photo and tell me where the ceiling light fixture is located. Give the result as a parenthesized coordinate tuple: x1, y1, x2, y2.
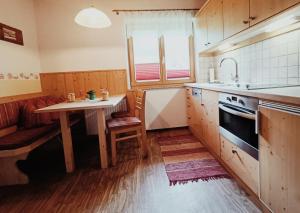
(264, 15, 300, 32)
(75, 6, 111, 29)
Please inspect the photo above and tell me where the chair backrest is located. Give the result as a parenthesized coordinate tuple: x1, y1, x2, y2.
(134, 89, 146, 126)
(125, 89, 136, 117)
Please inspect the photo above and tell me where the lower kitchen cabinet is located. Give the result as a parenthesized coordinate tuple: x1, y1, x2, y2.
(220, 136, 259, 195)
(259, 105, 300, 213)
(186, 87, 206, 142)
(202, 89, 220, 157)
(186, 87, 220, 157)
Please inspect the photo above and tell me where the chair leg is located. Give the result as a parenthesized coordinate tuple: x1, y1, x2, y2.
(141, 127, 148, 158)
(111, 132, 117, 166)
(137, 130, 143, 159)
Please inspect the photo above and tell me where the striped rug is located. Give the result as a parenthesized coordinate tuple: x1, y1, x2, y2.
(157, 134, 231, 185)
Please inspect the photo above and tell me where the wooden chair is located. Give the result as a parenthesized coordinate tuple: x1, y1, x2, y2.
(107, 89, 147, 166)
(111, 89, 136, 118)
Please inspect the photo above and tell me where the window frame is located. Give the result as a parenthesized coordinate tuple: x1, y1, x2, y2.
(127, 34, 195, 89)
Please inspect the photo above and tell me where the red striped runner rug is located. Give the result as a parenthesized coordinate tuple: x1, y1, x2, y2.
(157, 134, 231, 185)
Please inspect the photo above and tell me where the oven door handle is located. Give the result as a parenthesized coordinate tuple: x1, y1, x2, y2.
(219, 104, 255, 120)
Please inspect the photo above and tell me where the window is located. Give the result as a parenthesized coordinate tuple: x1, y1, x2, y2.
(164, 34, 191, 80)
(126, 11, 195, 88)
(132, 32, 161, 81)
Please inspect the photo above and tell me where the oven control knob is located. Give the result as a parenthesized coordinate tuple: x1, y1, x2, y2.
(226, 97, 232, 102)
(238, 99, 245, 105)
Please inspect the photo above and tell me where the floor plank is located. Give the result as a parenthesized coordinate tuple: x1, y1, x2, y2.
(0, 127, 261, 213)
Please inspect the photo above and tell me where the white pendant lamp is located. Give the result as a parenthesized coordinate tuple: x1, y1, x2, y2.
(75, 6, 111, 29)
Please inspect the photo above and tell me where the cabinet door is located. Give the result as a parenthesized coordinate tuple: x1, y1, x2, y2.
(195, 10, 208, 52)
(223, 0, 250, 38)
(202, 90, 220, 157)
(250, 0, 300, 26)
(221, 136, 259, 195)
(186, 88, 205, 141)
(259, 106, 300, 212)
(186, 88, 192, 126)
(206, 0, 224, 45)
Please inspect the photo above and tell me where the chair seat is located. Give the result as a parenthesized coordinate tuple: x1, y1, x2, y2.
(107, 117, 141, 130)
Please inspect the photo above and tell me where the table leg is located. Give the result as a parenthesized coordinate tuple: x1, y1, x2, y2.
(96, 109, 108, 169)
(59, 111, 75, 173)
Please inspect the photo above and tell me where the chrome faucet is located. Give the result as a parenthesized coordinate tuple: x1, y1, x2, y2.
(219, 57, 239, 83)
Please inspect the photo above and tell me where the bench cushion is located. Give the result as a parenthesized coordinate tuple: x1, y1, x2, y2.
(0, 124, 59, 150)
(107, 117, 141, 130)
(0, 102, 20, 129)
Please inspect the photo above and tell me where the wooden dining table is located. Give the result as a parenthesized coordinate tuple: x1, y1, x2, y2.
(35, 95, 125, 173)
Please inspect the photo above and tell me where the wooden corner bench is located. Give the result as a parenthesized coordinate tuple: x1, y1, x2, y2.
(0, 95, 82, 186)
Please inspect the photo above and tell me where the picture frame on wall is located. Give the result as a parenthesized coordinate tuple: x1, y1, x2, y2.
(0, 23, 24, 46)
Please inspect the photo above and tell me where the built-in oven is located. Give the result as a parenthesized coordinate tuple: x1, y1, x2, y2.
(219, 93, 259, 160)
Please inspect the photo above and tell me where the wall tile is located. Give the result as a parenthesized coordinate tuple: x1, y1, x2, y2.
(288, 66, 299, 78)
(198, 29, 300, 85)
(288, 53, 298, 66)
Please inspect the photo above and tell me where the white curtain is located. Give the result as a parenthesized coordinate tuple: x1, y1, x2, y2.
(124, 11, 195, 38)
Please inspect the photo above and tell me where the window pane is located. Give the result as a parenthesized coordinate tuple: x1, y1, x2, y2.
(164, 35, 190, 80)
(133, 32, 160, 81)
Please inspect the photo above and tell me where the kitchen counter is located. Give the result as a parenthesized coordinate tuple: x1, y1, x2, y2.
(184, 83, 300, 106)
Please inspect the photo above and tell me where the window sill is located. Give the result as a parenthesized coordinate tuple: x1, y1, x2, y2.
(131, 81, 195, 90)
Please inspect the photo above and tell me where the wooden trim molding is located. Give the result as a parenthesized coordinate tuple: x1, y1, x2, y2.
(0, 92, 45, 104)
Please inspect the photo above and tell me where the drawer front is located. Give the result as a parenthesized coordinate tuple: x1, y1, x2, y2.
(221, 136, 259, 195)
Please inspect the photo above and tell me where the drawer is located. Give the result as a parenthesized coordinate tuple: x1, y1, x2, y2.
(220, 136, 259, 195)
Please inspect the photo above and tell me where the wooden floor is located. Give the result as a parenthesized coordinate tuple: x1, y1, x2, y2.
(0, 127, 261, 213)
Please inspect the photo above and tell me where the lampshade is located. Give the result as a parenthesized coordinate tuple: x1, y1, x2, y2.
(75, 6, 111, 29)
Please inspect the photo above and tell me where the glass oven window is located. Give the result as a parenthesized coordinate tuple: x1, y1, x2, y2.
(219, 105, 258, 149)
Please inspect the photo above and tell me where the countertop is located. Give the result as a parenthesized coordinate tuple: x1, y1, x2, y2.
(184, 83, 300, 106)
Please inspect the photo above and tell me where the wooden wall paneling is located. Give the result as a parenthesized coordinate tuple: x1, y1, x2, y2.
(64, 73, 75, 95)
(107, 70, 127, 95)
(55, 73, 67, 97)
(72, 72, 86, 98)
(40, 70, 128, 98)
(97, 71, 108, 90)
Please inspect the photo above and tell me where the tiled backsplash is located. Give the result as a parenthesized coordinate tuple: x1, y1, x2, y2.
(198, 29, 300, 85)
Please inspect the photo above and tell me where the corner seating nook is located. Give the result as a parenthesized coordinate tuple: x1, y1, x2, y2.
(0, 95, 82, 186)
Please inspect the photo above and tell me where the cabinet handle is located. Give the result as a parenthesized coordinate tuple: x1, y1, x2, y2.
(249, 16, 256, 20)
(255, 110, 259, 134)
(243, 20, 249, 24)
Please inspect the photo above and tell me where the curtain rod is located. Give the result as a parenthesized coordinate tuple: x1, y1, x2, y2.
(112, 9, 199, 15)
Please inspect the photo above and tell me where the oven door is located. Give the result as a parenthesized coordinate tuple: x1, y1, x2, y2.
(219, 103, 259, 160)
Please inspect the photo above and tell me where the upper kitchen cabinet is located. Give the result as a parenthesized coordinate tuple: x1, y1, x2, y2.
(206, 0, 224, 45)
(223, 0, 250, 38)
(195, 9, 208, 52)
(195, 0, 223, 51)
(250, 0, 300, 25)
